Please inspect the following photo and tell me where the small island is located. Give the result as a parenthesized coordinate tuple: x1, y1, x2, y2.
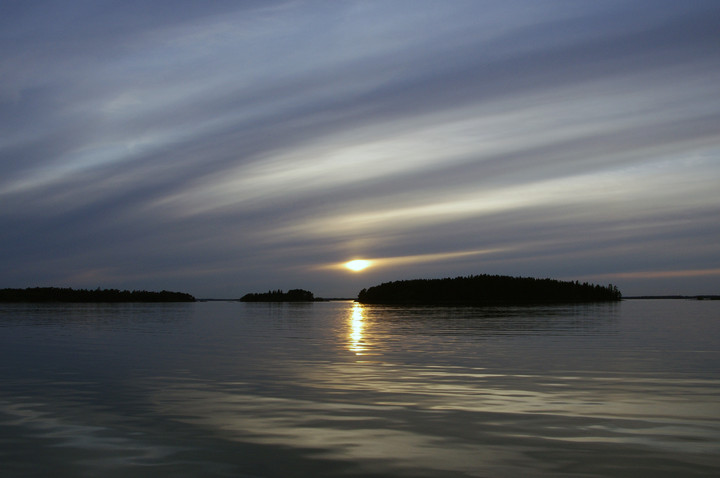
(239, 289, 319, 302)
(0, 287, 196, 303)
(357, 275, 621, 305)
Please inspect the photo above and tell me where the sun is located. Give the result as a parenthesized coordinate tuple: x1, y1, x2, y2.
(344, 259, 371, 272)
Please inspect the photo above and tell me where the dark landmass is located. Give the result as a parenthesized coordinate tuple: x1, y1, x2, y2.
(625, 295, 720, 300)
(239, 289, 321, 302)
(0, 287, 196, 303)
(357, 275, 622, 305)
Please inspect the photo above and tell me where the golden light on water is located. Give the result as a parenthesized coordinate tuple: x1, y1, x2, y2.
(348, 302, 366, 355)
(345, 259, 371, 272)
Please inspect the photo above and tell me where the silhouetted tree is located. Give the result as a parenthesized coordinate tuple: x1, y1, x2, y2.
(0, 287, 196, 302)
(357, 275, 621, 305)
(239, 289, 316, 302)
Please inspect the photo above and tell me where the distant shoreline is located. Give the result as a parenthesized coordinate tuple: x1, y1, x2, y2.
(238, 289, 322, 302)
(0, 287, 196, 303)
(624, 295, 719, 300)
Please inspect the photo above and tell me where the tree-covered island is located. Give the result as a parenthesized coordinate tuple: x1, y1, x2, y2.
(0, 287, 196, 302)
(239, 289, 319, 302)
(357, 275, 621, 305)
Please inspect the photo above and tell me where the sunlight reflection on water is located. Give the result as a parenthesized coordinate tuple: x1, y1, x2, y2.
(347, 302, 367, 355)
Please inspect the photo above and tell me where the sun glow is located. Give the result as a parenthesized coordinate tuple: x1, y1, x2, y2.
(345, 259, 371, 272)
(326, 249, 503, 273)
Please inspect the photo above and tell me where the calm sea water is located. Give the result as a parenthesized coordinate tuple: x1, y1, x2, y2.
(1, 299, 719, 477)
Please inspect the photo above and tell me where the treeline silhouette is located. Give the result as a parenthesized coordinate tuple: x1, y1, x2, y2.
(357, 275, 621, 305)
(0, 287, 196, 303)
(240, 289, 316, 302)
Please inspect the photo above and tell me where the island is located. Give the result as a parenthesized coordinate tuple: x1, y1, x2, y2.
(0, 287, 196, 303)
(357, 275, 622, 305)
(239, 289, 319, 302)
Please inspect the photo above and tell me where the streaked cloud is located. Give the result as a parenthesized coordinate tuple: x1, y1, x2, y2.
(597, 269, 720, 280)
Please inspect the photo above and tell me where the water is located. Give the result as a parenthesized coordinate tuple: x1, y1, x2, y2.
(1, 300, 719, 477)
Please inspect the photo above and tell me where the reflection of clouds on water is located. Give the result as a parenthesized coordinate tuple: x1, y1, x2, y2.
(312, 363, 720, 422)
(150, 384, 514, 476)
(151, 367, 720, 476)
(0, 398, 179, 469)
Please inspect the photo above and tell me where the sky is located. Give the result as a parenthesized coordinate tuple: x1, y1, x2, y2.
(1, 1, 719, 299)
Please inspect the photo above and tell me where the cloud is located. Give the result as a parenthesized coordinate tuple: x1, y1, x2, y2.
(597, 269, 720, 280)
(1, 1, 719, 296)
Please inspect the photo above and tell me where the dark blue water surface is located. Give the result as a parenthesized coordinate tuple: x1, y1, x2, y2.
(1, 300, 719, 477)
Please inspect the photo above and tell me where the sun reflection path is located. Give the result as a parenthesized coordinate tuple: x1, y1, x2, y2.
(348, 302, 367, 355)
